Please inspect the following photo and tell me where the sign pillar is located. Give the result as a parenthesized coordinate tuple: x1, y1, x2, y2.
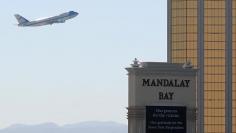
(126, 59, 197, 133)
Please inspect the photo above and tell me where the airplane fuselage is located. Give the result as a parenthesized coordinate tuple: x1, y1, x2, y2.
(16, 11, 78, 27)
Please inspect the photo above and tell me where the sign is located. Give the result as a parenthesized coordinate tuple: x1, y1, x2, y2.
(142, 78, 190, 88)
(146, 106, 186, 133)
(126, 62, 197, 133)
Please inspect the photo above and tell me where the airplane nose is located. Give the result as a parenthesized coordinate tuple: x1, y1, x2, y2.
(75, 12, 79, 16)
(74, 12, 78, 16)
(69, 11, 78, 16)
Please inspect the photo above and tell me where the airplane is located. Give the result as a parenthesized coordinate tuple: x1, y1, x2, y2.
(14, 11, 78, 27)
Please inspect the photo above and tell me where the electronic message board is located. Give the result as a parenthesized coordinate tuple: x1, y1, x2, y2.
(146, 106, 186, 133)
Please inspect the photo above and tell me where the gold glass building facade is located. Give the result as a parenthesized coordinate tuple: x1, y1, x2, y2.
(233, 0, 236, 132)
(168, 0, 236, 132)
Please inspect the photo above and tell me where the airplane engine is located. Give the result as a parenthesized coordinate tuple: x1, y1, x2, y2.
(56, 19, 65, 23)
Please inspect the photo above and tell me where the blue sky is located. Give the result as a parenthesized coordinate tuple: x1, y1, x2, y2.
(0, 0, 167, 128)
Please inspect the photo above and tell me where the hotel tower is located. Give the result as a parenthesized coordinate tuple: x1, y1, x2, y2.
(167, 0, 236, 133)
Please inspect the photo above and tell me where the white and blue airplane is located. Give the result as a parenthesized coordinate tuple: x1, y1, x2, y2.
(14, 11, 78, 27)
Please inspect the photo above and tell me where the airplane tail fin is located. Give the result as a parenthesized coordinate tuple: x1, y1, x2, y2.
(14, 14, 29, 24)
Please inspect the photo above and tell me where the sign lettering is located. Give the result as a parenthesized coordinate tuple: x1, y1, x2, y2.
(142, 79, 190, 88)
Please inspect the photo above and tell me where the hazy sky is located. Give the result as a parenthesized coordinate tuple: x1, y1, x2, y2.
(0, 0, 167, 128)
